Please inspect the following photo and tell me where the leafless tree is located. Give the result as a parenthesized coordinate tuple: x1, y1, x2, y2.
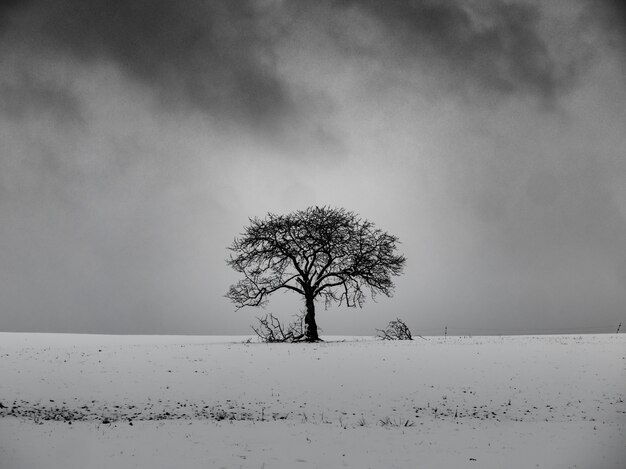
(226, 206, 406, 342)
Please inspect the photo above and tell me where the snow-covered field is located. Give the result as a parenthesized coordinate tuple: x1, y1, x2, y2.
(0, 333, 624, 468)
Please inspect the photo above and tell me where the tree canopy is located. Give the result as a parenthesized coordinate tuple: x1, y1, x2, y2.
(226, 206, 406, 341)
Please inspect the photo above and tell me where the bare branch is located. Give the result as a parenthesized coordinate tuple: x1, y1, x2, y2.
(252, 313, 306, 343)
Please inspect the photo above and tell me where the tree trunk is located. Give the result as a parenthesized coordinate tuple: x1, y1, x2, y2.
(304, 295, 319, 342)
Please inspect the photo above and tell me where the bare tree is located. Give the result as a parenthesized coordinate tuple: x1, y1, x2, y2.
(226, 206, 406, 341)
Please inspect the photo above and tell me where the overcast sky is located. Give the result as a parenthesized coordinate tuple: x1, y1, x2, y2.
(1, 0, 624, 336)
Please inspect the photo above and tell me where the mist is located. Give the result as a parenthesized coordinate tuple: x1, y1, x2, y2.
(0, 0, 624, 335)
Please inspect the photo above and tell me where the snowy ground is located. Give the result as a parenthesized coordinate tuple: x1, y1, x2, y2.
(0, 333, 624, 468)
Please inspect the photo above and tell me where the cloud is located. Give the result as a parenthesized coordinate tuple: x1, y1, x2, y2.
(1, 0, 617, 134)
(594, 0, 626, 49)
(0, 67, 82, 124)
(2, 0, 293, 127)
(298, 0, 587, 104)
(581, 0, 626, 77)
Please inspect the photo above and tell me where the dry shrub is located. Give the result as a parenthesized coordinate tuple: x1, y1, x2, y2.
(377, 318, 413, 340)
(252, 313, 306, 343)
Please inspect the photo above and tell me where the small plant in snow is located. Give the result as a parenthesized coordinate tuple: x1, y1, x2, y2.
(379, 416, 415, 427)
(212, 409, 230, 421)
(379, 416, 393, 426)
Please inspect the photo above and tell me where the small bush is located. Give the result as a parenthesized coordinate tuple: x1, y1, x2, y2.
(377, 318, 413, 340)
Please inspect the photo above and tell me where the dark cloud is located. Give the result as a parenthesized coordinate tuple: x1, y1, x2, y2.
(2, 0, 292, 127)
(584, 0, 626, 53)
(0, 0, 610, 130)
(0, 68, 82, 124)
(0, 0, 27, 24)
(600, 0, 626, 46)
(316, 0, 578, 102)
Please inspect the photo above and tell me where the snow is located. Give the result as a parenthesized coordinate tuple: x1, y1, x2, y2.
(1, 333, 624, 468)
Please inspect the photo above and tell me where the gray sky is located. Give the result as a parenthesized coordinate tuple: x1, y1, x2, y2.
(1, 0, 624, 335)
